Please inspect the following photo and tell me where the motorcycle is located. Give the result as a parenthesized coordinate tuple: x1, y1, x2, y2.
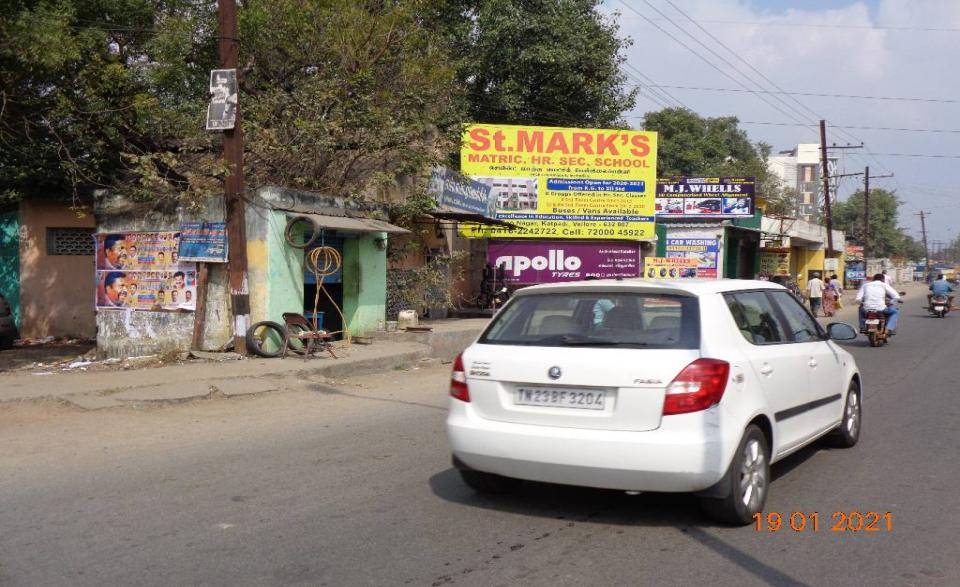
(864, 293, 905, 347)
(929, 294, 951, 318)
(863, 309, 889, 347)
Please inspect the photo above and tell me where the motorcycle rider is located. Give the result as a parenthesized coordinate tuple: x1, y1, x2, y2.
(856, 273, 901, 335)
(928, 273, 955, 309)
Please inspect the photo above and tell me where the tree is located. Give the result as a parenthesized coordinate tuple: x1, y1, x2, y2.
(641, 108, 781, 202)
(456, 0, 638, 128)
(832, 188, 922, 259)
(2, 0, 466, 205)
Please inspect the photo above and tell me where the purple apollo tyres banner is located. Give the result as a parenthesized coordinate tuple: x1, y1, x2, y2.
(488, 240, 642, 284)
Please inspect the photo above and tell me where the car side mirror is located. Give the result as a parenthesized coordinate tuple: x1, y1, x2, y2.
(826, 322, 858, 341)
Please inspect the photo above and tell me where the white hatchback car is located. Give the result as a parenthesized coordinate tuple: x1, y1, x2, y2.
(447, 279, 862, 524)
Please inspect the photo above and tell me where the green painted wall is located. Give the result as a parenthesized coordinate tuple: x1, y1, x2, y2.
(342, 232, 387, 336)
(0, 211, 20, 327)
(266, 210, 305, 323)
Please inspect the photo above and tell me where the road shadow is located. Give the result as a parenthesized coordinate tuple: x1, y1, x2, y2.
(429, 466, 810, 586)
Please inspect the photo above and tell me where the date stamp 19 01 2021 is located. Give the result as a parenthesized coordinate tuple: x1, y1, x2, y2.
(754, 512, 893, 533)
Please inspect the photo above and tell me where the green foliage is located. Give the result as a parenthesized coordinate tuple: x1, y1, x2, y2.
(386, 253, 466, 318)
(833, 188, 922, 259)
(456, 0, 637, 128)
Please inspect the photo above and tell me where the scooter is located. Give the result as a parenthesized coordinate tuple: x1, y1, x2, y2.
(929, 295, 951, 318)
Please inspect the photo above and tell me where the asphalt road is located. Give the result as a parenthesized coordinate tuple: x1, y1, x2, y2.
(2, 302, 959, 586)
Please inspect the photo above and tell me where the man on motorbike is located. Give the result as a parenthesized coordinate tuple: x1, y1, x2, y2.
(928, 274, 955, 309)
(856, 273, 901, 334)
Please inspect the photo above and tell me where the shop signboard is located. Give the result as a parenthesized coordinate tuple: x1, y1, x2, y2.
(95, 232, 197, 310)
(487, 240, 641, 284)
(759, 248, 792, 276)
(845, 260, 866, 282)
(178, 221, 228, 263)
(643, 257, 698, 279)
(845, 244, 865, 261)
(427, 166, 495, 218)
(664, 237, 720, 279)
(460, 124, 658, 240)
(656, 177, 755, 218)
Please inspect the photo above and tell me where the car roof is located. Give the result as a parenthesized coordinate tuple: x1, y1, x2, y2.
(513, 278, 786, 297)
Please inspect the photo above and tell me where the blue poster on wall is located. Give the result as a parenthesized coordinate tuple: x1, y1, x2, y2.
(178, 222, 228, 263)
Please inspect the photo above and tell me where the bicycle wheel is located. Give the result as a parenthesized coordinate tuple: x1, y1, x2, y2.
(245, 321, 288, 358)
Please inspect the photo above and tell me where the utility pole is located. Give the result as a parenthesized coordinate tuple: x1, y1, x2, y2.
(819, 120, 834, 253)
(863, 166, 869, 257)
(862, 166, 894, 258)
(218, 0, 250, 354)
(918, 211, 931, 280)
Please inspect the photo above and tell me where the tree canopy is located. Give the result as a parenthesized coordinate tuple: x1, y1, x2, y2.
(1, 0, 640, 206)
(832, 188, 924, 259)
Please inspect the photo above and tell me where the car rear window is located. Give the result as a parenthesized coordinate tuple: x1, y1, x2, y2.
(479, 292, 700, 349)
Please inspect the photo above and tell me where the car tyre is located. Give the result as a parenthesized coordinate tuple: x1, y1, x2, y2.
(459, 469, 523, 494)
(827, 382, 861, 448)
(699, 424, 769, 526)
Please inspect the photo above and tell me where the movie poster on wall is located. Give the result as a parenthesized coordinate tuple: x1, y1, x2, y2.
(95, 232, 198, 310)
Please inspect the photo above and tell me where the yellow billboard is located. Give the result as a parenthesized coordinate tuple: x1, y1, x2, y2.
(459, 124, 658, 239)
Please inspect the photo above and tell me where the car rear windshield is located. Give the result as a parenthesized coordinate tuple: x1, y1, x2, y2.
(479, 291, 700, 349)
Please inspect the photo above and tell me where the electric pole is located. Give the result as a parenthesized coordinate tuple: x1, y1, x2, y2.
(862, 166, 894, 258)
(918, 211, 931, 280)
(218, 0, 250, 354)
(819, 120, 834, 253)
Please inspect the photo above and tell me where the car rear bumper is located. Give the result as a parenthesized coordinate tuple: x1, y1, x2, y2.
(447, 401, 731, 493)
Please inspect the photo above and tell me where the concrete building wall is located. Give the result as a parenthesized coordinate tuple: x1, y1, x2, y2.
(343, 232, 387, 336)
(95, 196, 231, 358)
(18, 201, 96, 338)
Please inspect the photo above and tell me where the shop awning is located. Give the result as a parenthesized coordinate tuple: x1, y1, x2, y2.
(286, 213, 409, 235)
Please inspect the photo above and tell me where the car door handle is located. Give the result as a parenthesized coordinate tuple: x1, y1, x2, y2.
(759, 364, 774, 376)
(808, 359, 818, 368)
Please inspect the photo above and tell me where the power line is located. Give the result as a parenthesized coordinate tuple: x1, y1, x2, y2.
(622, 64, 688, 109)
(870, 152, 960, 159)
(614, 0, 817, 130)
(643, 84, 959, 104)
(618, 17, 960, 33)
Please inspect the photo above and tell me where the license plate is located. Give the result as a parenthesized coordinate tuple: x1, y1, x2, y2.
(865, 319, 880, 325)
(935, 306, 945, 311)
(515, 387, 606, 410)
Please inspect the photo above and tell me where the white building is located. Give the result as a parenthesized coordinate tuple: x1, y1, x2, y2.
(767, 144, 837, 223)
(477, 178, 538, 211)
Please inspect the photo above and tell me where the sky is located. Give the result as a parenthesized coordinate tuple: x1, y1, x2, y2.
(604, 0, 959, 245)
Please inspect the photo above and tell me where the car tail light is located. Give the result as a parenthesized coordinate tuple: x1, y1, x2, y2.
(662, 359, 730, 415)
(450, 353, 470, 402)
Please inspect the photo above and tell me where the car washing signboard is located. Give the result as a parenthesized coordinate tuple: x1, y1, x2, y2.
(664, 237, 720, 278)
(460, 124, 658, 240)
(488, 241, 641, 284)
(655, 177, 755, 218)
(96, 232, 198, 310)
(644, 257, 699, 279)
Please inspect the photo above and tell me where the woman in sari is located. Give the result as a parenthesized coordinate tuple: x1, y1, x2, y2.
(821, 275, 839, 317)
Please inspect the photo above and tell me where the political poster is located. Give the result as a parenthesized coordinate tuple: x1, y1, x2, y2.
(178, 222, 228, 263)
(664, 237, 720, 279)
(95, 232, 197, 310)
(488, 240, 642, 284)
(459, 124, 658, 240)
(655, 177, 755, 218)
(643, 257, 699, 279)
(206, 69, 238, 131)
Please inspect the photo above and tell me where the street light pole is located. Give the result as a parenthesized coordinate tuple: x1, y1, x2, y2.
(218, 0, 250, 354)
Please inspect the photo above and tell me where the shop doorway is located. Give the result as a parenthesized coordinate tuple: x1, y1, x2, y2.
(304, 237, 345, 339)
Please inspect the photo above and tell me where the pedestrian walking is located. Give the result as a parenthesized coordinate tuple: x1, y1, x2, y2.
(829, 274, 843, 310)
(807, 272, 825, 316)
(822, 275, 840, 317)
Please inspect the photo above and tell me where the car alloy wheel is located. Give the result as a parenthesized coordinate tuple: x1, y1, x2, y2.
(844, 390, 860, 438)
(739, 437, 767, 512)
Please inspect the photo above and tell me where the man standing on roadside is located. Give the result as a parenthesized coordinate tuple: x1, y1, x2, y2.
(807, 272, 825, 316)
